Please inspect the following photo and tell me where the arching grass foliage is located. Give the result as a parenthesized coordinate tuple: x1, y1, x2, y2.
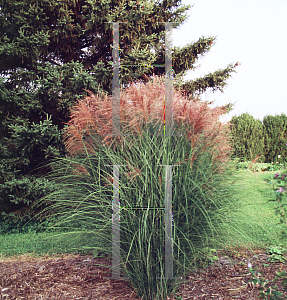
(29, 75, 243, 300)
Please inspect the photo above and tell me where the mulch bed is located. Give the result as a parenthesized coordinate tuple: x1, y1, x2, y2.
(1, 246, 287, 299)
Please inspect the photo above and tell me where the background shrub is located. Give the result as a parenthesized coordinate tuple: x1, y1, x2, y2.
(263, 114, 287, 164)
(229, 112, 265, 163)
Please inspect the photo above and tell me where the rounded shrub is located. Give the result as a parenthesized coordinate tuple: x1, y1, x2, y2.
(263, 114, 287, 164)
(228, 112, 265, 163)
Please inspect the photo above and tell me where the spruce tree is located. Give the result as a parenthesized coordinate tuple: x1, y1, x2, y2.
(0, 0, 239, 218)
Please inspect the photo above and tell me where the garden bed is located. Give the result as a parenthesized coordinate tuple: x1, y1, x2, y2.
(1, 246, 287, 299)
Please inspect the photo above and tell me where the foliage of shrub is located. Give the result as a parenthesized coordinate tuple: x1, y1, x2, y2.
(0, 116, 64, 215)
(228, 112, 265, 163)
(263, 114, 287, 164)
(237, 162, 286, 172)
(0, 211, 63, 235)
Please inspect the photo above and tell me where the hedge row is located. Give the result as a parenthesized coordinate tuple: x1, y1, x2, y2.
(228, 113, 287, 164)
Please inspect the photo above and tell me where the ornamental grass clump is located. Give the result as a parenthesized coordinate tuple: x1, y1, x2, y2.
(64, 75, 233, 172)
(31, 75, 241, 300)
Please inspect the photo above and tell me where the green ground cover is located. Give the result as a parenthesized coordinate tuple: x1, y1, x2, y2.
(213, 169, 287, 250)
(0, 168, 286, 260)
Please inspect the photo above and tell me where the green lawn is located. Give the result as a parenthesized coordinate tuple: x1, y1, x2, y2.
(213, 169, 287, 250)
(0, 169, 286, 260)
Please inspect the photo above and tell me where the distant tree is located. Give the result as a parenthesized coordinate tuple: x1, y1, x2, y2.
(228, 113, 265, 163)
(263, 114, 287, 163)
(0, 0, 239, 219)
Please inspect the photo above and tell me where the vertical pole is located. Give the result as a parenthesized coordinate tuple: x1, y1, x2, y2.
(156, 164, 181, 280)
(164, 22, 173, 137)
(112, 22, 121, 137)
(103, 20, 182, 282)
(157, 22, 181, 280)
(165, 165, 173, 279)
(103, 21, 128, 280)
(104, 21, 127, 138)
(103, 164, 128, 280)
(111, 164, 120, 279)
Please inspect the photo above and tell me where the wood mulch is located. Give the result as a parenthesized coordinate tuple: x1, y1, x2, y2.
(1, 245, 287, 300)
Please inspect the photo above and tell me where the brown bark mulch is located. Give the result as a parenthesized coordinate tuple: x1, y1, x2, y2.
(1, 246, 287, 300)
